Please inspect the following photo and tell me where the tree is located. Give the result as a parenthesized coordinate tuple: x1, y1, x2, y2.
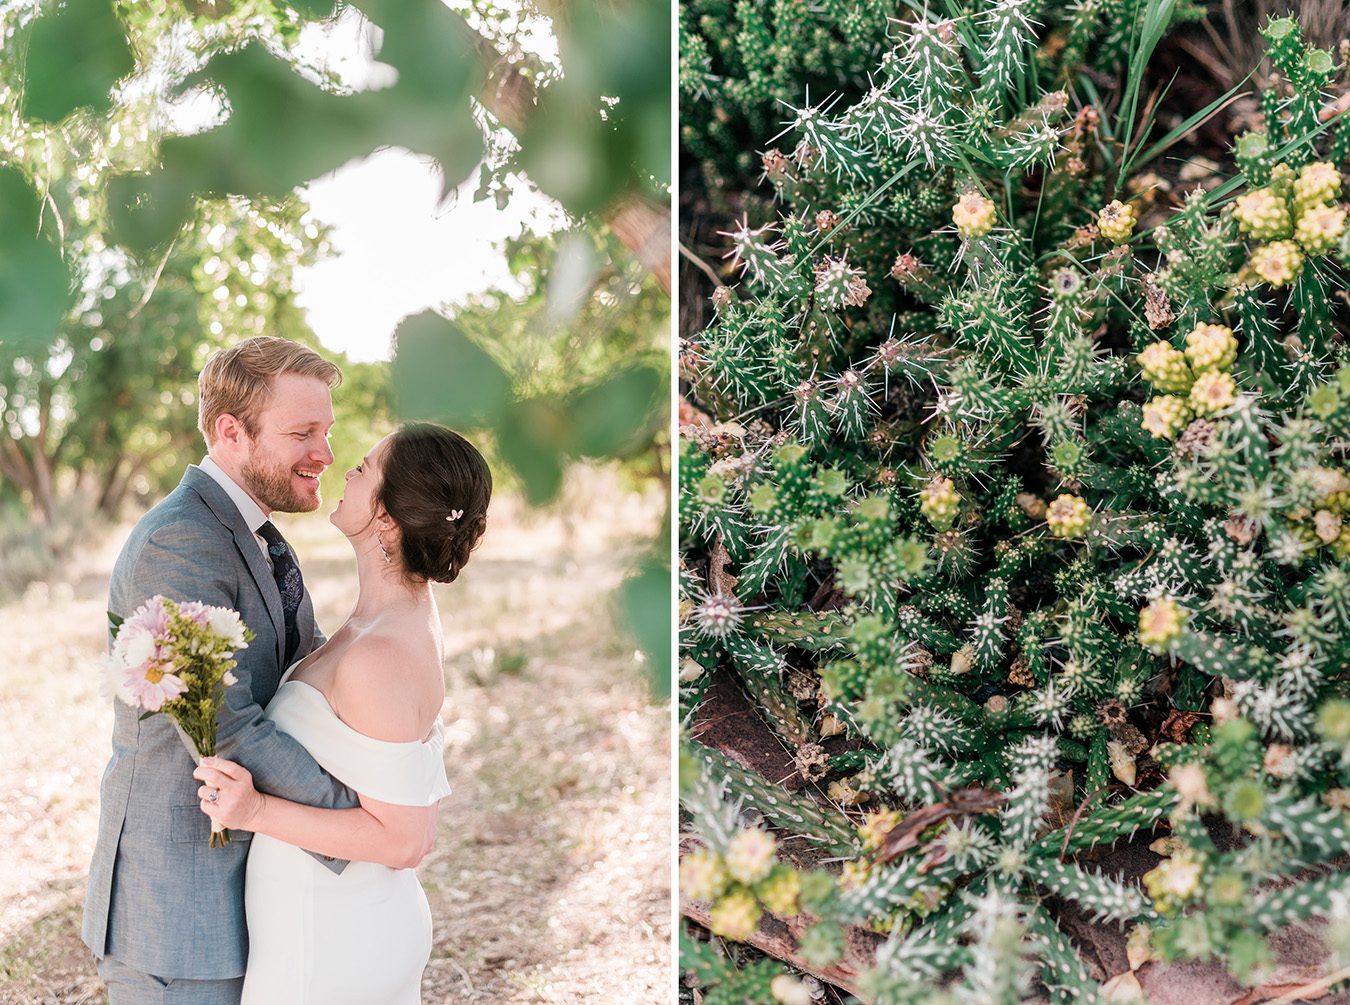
(0, 0, 671, 687)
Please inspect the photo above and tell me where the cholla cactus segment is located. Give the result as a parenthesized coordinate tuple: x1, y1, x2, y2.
(952, 191, 996, 239)
(1141, 395, 1192, 440)
(814, 256, 872, 309)
(1251, 870, 1350, 934)
(1234, 187, 1292, 240)
(1097, 200, 1137, 244)
(959, 888, 1035, 1004)
(1188, 370, 1238, 416)
(1136, 341, 1193, 393)
(1295, 203, 1347, 254)
(691, 592, 746, 639)
(1138, 597, 1187, 652)
(709, 888, 763, 940)
(1248, 240, 1304, 287)
(1293, 161, 1342, 210)
(1045, 494, 1091, 538)
(919, 476, 961, 531)
(1026, 858, 1146, 923)
(725, 827, 778, 884)
(1183, 323, 1238, 372)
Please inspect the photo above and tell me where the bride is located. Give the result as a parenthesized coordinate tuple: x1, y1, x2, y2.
(194, 421, 491, 1004)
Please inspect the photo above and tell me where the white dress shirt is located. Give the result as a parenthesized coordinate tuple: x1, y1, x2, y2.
(199, 455, 271, 563)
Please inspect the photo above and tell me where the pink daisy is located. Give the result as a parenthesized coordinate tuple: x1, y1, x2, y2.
(124, 662, 187, 711)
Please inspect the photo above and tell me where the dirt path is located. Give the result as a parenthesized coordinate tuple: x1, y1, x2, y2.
(0, 484, 671, 1004)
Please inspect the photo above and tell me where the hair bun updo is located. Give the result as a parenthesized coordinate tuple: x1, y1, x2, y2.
(376, 422, 492, 584)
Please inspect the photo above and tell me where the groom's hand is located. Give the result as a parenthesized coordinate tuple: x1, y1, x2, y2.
(195, 757, 267, 832)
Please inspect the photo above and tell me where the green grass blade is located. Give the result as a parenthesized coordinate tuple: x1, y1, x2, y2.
(1125, 72, 1253, 178)
(1116, 0, 1179, 188)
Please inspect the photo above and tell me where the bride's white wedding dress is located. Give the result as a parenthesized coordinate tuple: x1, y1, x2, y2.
(241, 664, 451, 1004)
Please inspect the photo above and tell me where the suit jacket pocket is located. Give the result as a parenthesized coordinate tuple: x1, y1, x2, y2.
(170, 804, 252, 844)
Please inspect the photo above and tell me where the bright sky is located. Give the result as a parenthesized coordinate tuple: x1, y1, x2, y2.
(289, 5, 567, 364)
(294, 153, 565, 363)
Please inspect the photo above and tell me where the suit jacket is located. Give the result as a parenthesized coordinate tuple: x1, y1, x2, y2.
(81, 464, 359, 979)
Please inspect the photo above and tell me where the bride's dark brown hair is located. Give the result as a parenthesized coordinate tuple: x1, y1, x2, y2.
(375, 423, 491, 585)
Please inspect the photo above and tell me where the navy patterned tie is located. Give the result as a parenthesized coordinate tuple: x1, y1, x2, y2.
(257, 521, 303, 667)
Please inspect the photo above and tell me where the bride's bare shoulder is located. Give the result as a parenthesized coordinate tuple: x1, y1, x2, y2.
(328, 633, 441, 743)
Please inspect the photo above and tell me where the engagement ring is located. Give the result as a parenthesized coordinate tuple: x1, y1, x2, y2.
(207, 789, 219, 803)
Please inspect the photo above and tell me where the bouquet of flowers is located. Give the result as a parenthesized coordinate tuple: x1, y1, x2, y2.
(102, 595, 253, 847)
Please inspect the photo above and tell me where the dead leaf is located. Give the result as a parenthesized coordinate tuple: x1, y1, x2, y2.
(1102, 970, 1145, 1002)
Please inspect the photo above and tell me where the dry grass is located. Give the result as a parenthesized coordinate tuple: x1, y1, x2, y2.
(0, 472, 672, 1004)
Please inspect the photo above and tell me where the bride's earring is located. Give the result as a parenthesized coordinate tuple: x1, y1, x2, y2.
(377, 531, 392, 564)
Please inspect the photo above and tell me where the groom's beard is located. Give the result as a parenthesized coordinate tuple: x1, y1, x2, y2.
(240, 453, 321, 513)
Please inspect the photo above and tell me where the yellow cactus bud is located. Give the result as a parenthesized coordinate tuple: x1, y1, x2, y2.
(1137, 341, 1193, 393)
(1046, 494, 1092, 538)
(1141, 395, 1192, 440)
(919, 477, 961, 531)
(1295, 203, 1347, 255)
(1234, 187, 1292, 240)
(1097, 200, 1137, 244)
(709, 889, 762, 941)
(1183, 323, 1238, 372)
(952, 191, 996, 239)
(1294, 161, 1342, 210)
(857, 808, 902, 854)
(1139, 597, 1186, 651)
(680, 849, 730, 902)
(1188, 370, 1237, 416)
(756, 866, 802, 916)
(1143, 849, 1205, 913)
(1249, 240, 1304, 288)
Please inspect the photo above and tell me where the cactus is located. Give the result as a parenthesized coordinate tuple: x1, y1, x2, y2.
(688, 743, 860, 857)
(682, 1, 1350, 996)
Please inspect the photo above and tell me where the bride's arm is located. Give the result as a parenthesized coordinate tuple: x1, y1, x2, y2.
(195, 759, 437, 869)
(196, 643, 443, 868)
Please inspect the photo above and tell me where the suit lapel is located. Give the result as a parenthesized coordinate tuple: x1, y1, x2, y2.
(182, 466, 286, 669)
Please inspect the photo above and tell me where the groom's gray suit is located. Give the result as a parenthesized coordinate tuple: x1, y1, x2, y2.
(82, 463, 358, 992)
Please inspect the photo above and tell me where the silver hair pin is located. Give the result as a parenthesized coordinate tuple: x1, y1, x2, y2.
(446, 509, 463, 522)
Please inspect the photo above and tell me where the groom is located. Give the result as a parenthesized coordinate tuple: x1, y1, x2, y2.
(83, 337, 360, 1003)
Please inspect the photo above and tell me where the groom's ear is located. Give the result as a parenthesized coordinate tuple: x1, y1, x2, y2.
(214, 412, 248, 449)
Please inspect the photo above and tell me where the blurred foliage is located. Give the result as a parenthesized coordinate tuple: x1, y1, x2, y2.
(402, 228, 668, 496)
(392, 225, 671, 694)
(0, 0, 671, 693)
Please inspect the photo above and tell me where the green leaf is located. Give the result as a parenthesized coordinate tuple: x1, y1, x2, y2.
(106, 171, 197, 254)
(0, 168, 72, 354)
(517, 79, 627, 218)
(359, 0, 480, 105)
(615, 552, 671, 699)
(391, 311, 512, 427)
(19, 0, 135, 124)
(566, 365, 663, 459)
(494, 401, 567, 504)
(109, 38, 484, 253)
(278, 0, 340, 17)
(107, 610, 124, 631)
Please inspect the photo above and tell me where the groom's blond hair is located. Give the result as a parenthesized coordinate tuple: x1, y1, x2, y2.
(199, 337, 342, 445)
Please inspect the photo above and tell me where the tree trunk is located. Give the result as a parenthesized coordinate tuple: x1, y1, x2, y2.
(0, 436, 49, 522)
(97, 458, 125, 516)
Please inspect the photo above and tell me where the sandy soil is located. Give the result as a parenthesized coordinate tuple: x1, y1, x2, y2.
(0, 479, 672, 1004)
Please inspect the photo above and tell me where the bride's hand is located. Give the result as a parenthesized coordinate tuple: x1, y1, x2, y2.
(194, 757, 266, 831)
